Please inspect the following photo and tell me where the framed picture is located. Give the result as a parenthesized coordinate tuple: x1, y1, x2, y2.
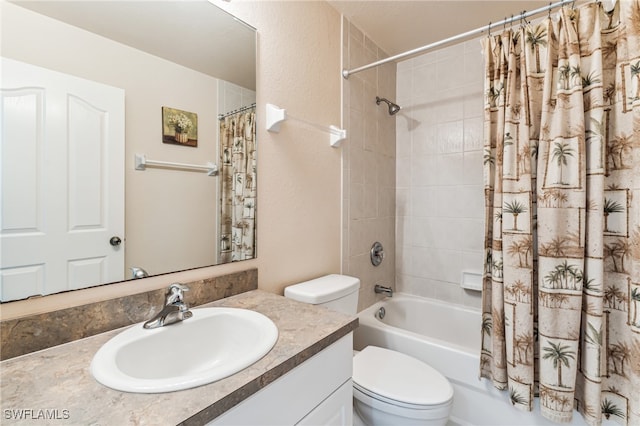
(162, 106, 198, 147)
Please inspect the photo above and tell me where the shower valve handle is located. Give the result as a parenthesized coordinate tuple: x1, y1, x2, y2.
(371, 242, 384, 266)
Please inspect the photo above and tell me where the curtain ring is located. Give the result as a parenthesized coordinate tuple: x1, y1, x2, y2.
(488, 21, 492, 37)
(548, 2, 552, 18)
(571, 0, 576, 9)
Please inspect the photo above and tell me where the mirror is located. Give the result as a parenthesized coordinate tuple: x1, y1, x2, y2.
(0, 1, 257, 302)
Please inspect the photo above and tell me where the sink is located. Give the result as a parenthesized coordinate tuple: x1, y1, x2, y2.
(90, 307, 278, 393)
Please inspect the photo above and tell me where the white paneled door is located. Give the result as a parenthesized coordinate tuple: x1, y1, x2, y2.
(0, 58, 125, 301)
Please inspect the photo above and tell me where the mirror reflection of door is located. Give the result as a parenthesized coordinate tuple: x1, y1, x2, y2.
(1, 58, 125, 301)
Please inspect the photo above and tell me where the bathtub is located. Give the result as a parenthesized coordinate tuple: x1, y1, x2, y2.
(354, 293, 599, 426)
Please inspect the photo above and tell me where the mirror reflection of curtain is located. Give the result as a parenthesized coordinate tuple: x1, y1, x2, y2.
(219, 108, 256, 263)
(480, 2, 639, 425)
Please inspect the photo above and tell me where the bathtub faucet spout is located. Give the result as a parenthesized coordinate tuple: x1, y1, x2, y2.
(374, 284, 393, 297)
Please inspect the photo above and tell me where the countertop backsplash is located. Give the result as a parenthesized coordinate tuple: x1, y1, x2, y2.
(0, 268, 258, 360)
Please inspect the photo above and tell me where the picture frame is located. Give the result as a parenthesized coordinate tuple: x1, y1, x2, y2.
(162, 106, 198, 147)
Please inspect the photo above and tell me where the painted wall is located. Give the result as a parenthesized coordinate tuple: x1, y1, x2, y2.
(342, 19, 397, 311)
(2, 1, 343, 318)
(395, 39, 485, 309)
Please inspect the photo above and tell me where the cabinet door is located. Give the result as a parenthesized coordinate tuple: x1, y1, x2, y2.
(209, 334, 352, 426)
(297, 379, 352, 426)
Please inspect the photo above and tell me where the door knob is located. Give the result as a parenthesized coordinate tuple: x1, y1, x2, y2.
(110, 236, 122, 246)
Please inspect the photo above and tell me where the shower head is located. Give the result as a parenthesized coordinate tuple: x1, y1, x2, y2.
(376, 96, 401, 115)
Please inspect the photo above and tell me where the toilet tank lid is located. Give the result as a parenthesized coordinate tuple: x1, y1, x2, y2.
(284, 274, 360, 304)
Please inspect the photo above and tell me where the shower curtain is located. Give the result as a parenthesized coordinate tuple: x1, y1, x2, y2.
(218, 108, 256, 263)
(480, 2, 639, 425)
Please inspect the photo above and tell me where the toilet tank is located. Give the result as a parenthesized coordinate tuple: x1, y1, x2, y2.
(284, 274, 360, 315)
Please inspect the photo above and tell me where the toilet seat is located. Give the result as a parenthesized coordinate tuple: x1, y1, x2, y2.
(353, 346, 453, 409)
(353, 385, 452, 422)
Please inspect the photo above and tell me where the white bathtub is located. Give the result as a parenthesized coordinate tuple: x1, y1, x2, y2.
(354, 293, 599, 426)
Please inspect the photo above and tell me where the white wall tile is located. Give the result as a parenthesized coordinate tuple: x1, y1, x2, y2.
(433, 88, 465, 123)
(436, 121, 464, 154)
(464, 90, 484, 119)
(396, 128, 412, 158)
(363, 150, 378, 185)
(363, 184, 378, 218)
(396, 67, 413, 104)
(463, 116, 484, 151)
(411, 125, 437, 156)
(462, 289, 482, 309)
(413, 50, 437, 67)
(395, 187, 411, 217)
(461, 185, 485, 218)
(349, 76, 365, 112)
(436, 55, 465, 92)
(459, 218, 484, 251)
(413, 63, 438, 100)
(344, 19, 397, 311)
(412, 154, 439, 186)
(410, 102, 438, 131)
(462, 250, 484, 274)
(379, 186, 396, 218)
(397, 58, 413, 73)
(411, 217, 437, 248)
(395, 36, 486, 309)
(401, 275, 436, 298)
(396, 245, 412, 273)
(462, 150, 483, 185)
(433, 281, 463, 305)
(463, 46, 484, 87)
(411, 186, 436, 218)
(396, 157, 412, 188)
(437, 42, 465, 60)
(435, 153, 464, 186)
(349, 108, 365, 152)
(350, 183, 364, 220)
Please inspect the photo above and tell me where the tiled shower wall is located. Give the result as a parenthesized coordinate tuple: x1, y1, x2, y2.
(395, 39, 485, 309)
(218, 80, 256, 116)
(342, 18, 397, 312)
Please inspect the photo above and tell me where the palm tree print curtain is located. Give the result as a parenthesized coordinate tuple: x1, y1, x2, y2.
(219, 108, 256, 263)
(480, 2, 640, 425)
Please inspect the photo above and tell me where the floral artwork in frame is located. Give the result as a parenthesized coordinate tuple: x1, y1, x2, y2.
(162, 106, 198, 147)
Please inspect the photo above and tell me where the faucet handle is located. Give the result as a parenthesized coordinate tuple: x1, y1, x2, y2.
(166, 283, 189, 304)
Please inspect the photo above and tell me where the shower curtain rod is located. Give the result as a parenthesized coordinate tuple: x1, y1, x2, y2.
(218, 103, 256, 120)
(341, 0, 574, 79)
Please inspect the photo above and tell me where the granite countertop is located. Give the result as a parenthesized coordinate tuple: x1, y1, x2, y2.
(0, 290, 358, 425)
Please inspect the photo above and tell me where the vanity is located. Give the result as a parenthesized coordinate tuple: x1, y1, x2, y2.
(0, 290, 358, 425)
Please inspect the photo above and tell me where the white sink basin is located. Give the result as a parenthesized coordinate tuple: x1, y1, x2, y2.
(91, 307, 278, 393)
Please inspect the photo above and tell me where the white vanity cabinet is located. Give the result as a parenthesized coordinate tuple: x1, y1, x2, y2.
(209, 334, 353, 426)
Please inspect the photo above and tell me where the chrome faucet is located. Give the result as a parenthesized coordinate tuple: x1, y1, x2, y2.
(374, 284, 393, 297)
(130, 266, 149, 279)
(143, 283, 193, 329)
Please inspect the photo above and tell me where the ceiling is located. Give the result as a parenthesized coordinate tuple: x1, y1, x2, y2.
(12, 0, 566, 86)
(10, 0, 257, 90)
(327, 0, 555, 58)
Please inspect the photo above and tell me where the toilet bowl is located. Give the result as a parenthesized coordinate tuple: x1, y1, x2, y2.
(353, 346, 453, 425)
(284, 274, 454, 426)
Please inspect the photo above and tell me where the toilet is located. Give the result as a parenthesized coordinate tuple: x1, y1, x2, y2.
(285, 274, 453, 426)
